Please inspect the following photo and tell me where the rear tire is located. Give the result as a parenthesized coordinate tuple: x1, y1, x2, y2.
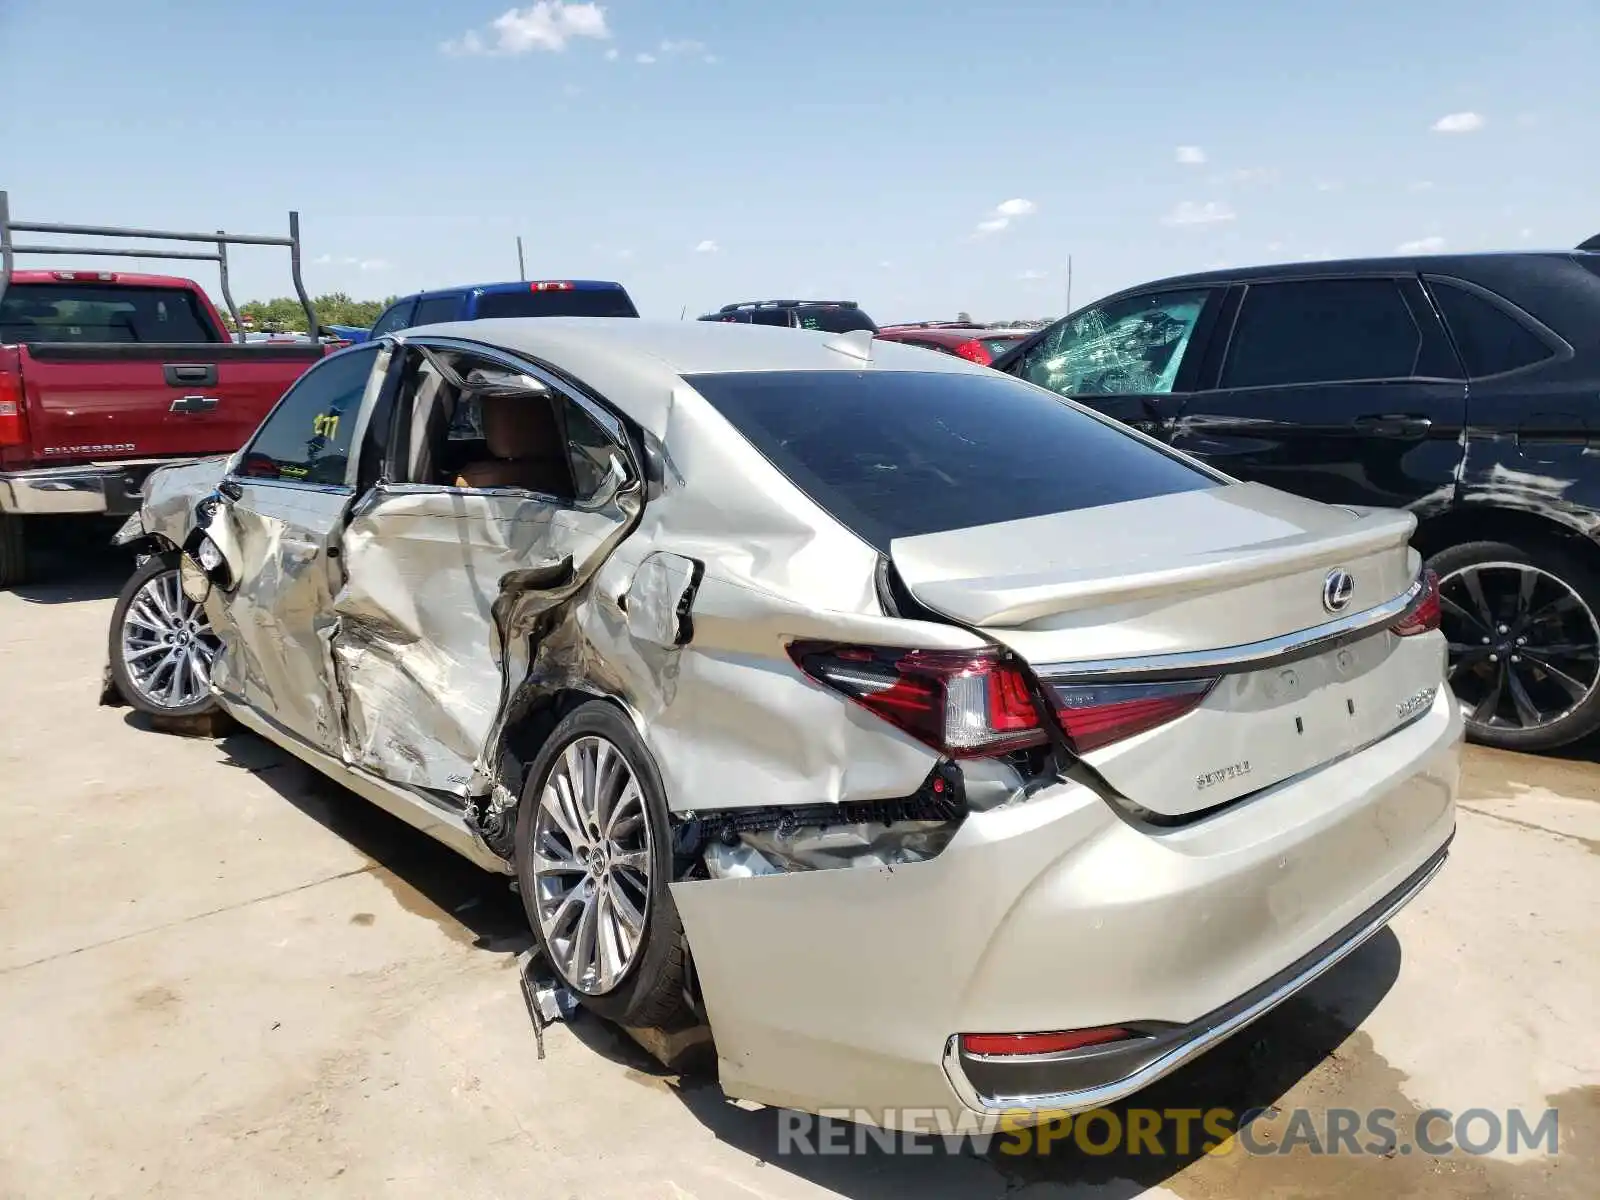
(514, 701, 694, 1030)
(1428, 539, 1600, 752)
(0, 513, 26, 588)
(107, 550, 222, 720)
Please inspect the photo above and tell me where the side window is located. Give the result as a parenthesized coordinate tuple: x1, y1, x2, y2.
(411, 295, 461, 326)
(369, 299, 416, 337)
(748, 309, 791, 327)
(1425, 278, 1555, 378)
(564, 404, 630, 502)
(1221, 279, 1420, 389)
(238, 346, 379, 486)
(1019, 288, 1212, 396)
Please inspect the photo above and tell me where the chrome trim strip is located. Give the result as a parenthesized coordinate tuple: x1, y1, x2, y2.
(940, 840, 1450, 1119)
(1037, 577, 1425, 682)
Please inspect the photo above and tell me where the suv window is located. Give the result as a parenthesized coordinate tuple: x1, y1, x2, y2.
(1222, 279, 1420, 388)
(685, 369, 1216, 552)
(369, 299, 416, 337)
(412, 295, 461, 327)
(1019, 289, 1211, 396)
(747, 309, 791, 327)
(0, 283, 218, 343)
(238, 345, 378, 486)
(1425, 278, 1555, 377)
(794, 306, 877, 334)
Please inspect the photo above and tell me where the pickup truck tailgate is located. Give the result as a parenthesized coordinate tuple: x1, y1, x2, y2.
(17, 343, 325, 461)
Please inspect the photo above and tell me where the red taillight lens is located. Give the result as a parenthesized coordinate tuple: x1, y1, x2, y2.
(961, 1028, 1132, 1056)
(1048, 679, 1216, 754)
(788, 643, 1048, 758)
(953, 339, 992, 364)
(0, 372, 27, 448)
(531, 280, 574, 291)
(1391, 570, 1441, 637)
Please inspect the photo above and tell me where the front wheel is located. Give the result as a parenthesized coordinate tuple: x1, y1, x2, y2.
(1430, 539, 1600, 752)
(107, 550, 222, 719)
(514, 701, 694, 1029)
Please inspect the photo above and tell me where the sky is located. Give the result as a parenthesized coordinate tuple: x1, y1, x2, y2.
(2, 0, 1597, 324)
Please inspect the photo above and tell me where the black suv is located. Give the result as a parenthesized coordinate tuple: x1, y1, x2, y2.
(698, 300, 878, 334)
(992, 245, 1600, 752)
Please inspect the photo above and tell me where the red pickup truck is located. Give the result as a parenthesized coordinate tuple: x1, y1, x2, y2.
(0, 197, 329, 585)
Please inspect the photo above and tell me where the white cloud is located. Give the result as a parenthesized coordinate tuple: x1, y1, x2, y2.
(1407, 180, 1434, 192)
(1431, 111, 1484, 134)
(1176, 145, 1206, 165)
(604, 47, 618, 60)
(1018, 268, 1049, 280)
(694, 239, 719, 254)
(311, 254, 389, 272)
(358, 259, 390, 272)
(563, 83, 581, 97)
(659, 38, 706, 55)
(1519, 228, 1533, 240)
(1396, 236, 1446, 253)
(443, 2, 610, 56)
(635, 52, 656, 63)
(1161, 200, 1237, 227)
(974, 198, 1038, 235)
(1266, 241, 1284, 252)
(1315, 180, 1341, 192)
(878, 260, 892, 269)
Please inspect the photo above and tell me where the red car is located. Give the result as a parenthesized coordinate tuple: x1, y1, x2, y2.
(874, 323, 1029, 366)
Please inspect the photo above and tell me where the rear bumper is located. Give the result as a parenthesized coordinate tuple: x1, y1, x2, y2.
(0, 460, 181, 516)
(942, 838, 1450, 1117)
(670, 688, 1462, 1127)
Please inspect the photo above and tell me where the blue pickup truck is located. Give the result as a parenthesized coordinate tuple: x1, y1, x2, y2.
(344, 279, 639, 343)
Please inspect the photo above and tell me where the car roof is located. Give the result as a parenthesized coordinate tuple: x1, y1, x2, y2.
(402, 316, 990, 436)
(1128, 249, 1591, 292)
(879, 326, 1026, 346)
(7, 270, 204, 290)
(405, 280, 628, 301)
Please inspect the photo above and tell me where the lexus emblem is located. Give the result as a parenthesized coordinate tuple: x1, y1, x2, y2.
(1322, 569, 1356, 613)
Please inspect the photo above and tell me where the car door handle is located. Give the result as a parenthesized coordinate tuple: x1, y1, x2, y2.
(1353, 414, 1433, 435)
(164, 363, 218, 387)
(170, 395, 220, 415)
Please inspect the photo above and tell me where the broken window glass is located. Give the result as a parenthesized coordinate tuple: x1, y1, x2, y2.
(1019, 288, 1212, 397)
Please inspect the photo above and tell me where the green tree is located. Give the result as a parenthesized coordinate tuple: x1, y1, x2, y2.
(224, 293, 398, 333)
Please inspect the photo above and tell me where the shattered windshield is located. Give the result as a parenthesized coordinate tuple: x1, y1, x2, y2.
(1020, 289, 1211, 396)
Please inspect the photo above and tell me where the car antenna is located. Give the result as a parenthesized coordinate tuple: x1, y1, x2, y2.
(824, 328, 875, 363)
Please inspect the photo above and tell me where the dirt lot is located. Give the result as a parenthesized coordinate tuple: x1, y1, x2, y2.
(2, 547, 1596, 1199)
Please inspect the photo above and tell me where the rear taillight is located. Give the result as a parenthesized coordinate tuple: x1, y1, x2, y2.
(1048, 679, 1217, 754)
(531, 280, 574, 291)
(1391, 570, 1441, 637)
(52, 270, 116, 282)
(953, 339, 992, 365)
(0, 372, 27, 448)
(961, 1027, 1133, 1056)
(788, 643, 1048, 758)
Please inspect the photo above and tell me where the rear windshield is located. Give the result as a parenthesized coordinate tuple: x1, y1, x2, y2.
(474, 288, 639, 320)
(0, 283, 217, 343)
(685, 369, 1216, 550)
(794, 306, 877, 334)
(983, 336, 1026, 358)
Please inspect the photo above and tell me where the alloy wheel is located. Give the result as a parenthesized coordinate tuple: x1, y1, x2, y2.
(531, 735, 652, 995)
(120, 568, 221, 710)
(1439, 561, 1600, 732)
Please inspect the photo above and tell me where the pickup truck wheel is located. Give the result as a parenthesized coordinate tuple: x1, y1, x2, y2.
(0, 513, 25, 589)
(1429, 540, 1600, 752)
(107, 551, 222, 719)
(514, 701, 695, 1031)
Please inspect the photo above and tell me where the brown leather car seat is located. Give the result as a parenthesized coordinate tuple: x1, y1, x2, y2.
(454, 394, 574, 496)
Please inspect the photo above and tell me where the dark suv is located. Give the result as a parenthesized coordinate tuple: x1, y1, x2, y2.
(698, 300, 878, 334)
(992, 245, 1600, 752)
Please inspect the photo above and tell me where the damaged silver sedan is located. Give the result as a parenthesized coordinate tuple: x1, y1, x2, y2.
(104, 318, 1461, 1126)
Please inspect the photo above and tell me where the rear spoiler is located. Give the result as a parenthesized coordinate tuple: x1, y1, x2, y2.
(0, 189, 317, 339)
(1579, 233, 1600, 252)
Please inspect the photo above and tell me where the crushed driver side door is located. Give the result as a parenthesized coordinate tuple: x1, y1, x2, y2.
(326, 338, 643, 803)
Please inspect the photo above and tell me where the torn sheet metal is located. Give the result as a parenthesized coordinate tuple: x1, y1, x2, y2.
(137, 455, 231, 548)
(703, 820, 960, 877)
(331, 482, 639, 796)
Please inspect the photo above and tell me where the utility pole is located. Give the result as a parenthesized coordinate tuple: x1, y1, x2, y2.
(516, 236, 526, 282)
(1065, 254, 1073, 315)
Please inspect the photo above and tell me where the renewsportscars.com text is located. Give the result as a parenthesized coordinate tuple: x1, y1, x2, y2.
(776, 1106, 1561, 1159)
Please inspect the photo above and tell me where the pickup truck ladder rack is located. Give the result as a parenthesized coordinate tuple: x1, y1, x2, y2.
(0, 190, 316, 339)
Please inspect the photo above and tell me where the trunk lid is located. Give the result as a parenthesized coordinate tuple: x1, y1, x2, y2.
(889, 483, 1442, 816)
